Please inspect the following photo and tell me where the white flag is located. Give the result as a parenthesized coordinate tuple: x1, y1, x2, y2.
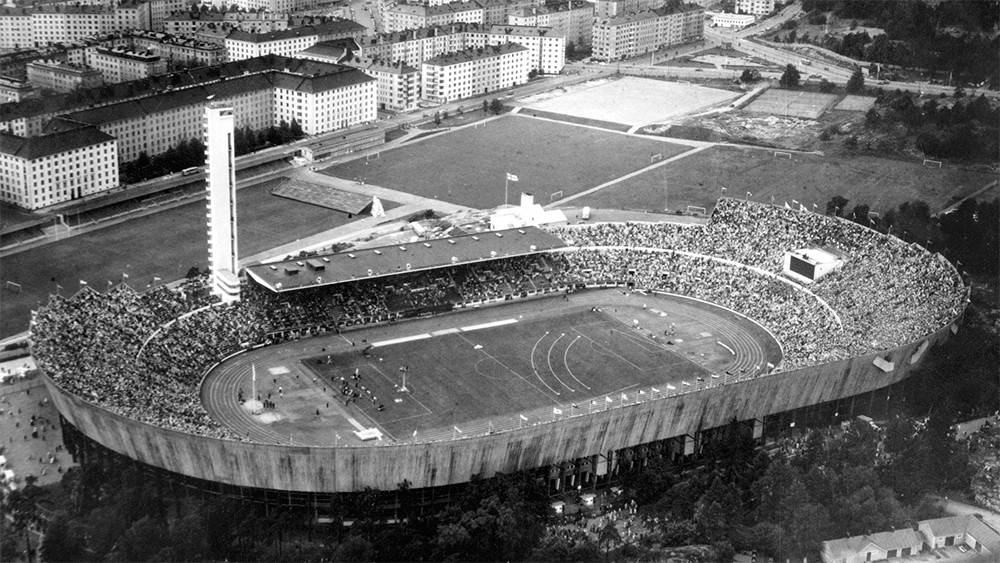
(553, 407, 562, 415)
(651, 387, 659, 393)
(413, 429, 417, 437)
(605, 396, 613, 403)
(799, 204, 809, 212)
(122, 272, 129, 279)
(520, 414, 528, 421)
(79, 280, 87, 285)
(454, 426, 462, 433)
(784, 202, 791, 209)
(506, 173, 518, 182)
(621, 393, 628, 401)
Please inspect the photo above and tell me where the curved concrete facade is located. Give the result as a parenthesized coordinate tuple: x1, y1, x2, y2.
(42, 313, 959, 492)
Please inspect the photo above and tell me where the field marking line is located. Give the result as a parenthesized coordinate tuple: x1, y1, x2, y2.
(461, 318, 518, 332)
(572, 327, 642, 371)
(529, 331, 562, 396)
(367, 361, 433, 416)
(458, 332, 562, 405)
(346, 417, 367, 431)
(545, 145, 712, 209)
(546, 333, 575, 392)
(563, 335, 591, 390)
(372, 333, 431, 347)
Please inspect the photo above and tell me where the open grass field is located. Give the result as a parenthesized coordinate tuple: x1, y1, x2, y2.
(747, 89, 839, 119)
(518, 76, 741, 126)
(320, 115, 690, 209)
(202, 291, 780, 446)
(0, 179, 358, 339)
(562, 145, 998, 216)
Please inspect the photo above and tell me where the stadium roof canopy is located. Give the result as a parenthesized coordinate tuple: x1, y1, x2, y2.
(245, 226, 567, 292)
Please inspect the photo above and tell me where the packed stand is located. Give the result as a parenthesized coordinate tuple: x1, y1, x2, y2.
(549, 198, 966, 367)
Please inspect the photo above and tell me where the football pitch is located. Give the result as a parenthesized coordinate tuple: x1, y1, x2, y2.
(319, 115, 691, 209)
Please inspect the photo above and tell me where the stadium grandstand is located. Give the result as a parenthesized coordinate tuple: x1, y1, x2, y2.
(30, 199, 968, 500)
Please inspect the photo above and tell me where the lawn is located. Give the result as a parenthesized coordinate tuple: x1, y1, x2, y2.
(0, 179, 358, 339)
(320, 114, 690, 209)
(565, 145, 998, 216)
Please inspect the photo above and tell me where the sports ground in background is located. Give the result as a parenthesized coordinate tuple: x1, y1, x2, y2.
(319, 114, 692, 209)
(202, 291, 781, 446)
(0, 179, 360, 339)
(563, 144, 998, 215)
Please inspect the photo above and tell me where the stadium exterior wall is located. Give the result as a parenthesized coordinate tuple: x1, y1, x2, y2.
(42, 318, 958, 492)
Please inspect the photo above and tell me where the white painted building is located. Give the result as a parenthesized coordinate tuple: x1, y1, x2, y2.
(421, 43, 529, 103)
(0, 126, 118, 210)
(225, 19, 366, 61)
(25, 60, 103, 93)
(384, 1, 483, 33)
(711, 12, 755, 28)
(204, 103, 240, 302)
(736, 0, 774, 16)
(90, 46, 168, 83)
(484, 25, 564, 74)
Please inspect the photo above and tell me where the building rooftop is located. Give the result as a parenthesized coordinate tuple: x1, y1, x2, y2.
(26, 60, 101, 74)
(245, 226, 567, 292)
(95, 46, 162, 62)
(0, 126, 114, 160)
(390, 1, 484, 17)
(226, 19, 366, 43)
(423, 42, 527, 66)
(488, 24, 563, 37)
(359, 22, 486, 47)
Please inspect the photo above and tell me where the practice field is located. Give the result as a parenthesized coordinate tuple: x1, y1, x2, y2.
(202, 291, 780, 446)
(0, 179, 358, 339)
(746, 89, 839, 119)
(562, 145, 998, 217)
(518, 76, 741, 126)
(320, 115, 690, 209)
(834, 95, 877, 112)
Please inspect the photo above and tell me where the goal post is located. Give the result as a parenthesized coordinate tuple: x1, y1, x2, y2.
(550, 191, 564, 202)
(650, 153, 663, 163)
(366, 152, 380, 161)
(686, 206, 707, 216)
(4, 281, 22, 293)
(922, 159, 942, 168)
(774, 151, 792, 160)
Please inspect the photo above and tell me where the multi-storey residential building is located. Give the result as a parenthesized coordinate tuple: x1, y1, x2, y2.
(90, 46, 168, 83)
(0, 126, 118, 210)
(25, 60, 103, 92)
(478, 0, 543, 26)
(384, 2, 483, 33)
(0, 4, 159, 49)
(508, 0, 593, 47)
(129, 31, 227, 67)
(736, 0, 774, 16)
(421, 42, 529, 102)
(484, 25, 563, 74)
(52, 60, 375, 161)
(225, 19, 367, 61)
(229, 0, 319, 13)
(592, 2, 704, 61)
(0, 78, 37, 103)
(339, 57, 419, 111)
(147, 0, 187, 31)
(356, 23, 484, 69)
(163, 12, 337, 36)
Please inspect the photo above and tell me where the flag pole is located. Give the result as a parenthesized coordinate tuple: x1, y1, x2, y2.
(504, 174, 509, 206)
(252, 364, 257, 401)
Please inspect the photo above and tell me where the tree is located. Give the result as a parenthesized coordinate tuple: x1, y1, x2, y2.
(289, 118, 304, 139)
(482, 99, 489, 113)
(846, 67, 865, 93)
(39, 512, 87, 563)
(819, 78, 835, 93)
(825, 195, 850, 216)
(779, 64, 801, 88)
(740, 69, 761, 83)
(597, 520, 621, 557)
(489, 98, 504, 115)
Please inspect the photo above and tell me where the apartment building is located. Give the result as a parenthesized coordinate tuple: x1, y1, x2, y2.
(56, 61, 374, 161)
(229, 0, 319, 14)
(25, 60, 103, 92)
(129, 31, 227, 67)
(421, 42, 529, 102)
(383, 2, 483, 33)
(0, 77, 37, 103)
(90, 46, 168, 83)
(736, 0, 774, 16)
(356, 23, 484, 69)
(477, 0, 543, 26)
(339, 57, 419, 111)
(0, 126, 119, 210)
(483, 25, 564, 74)
(0, 4, 160, 49)
(225, 19, 366, 61)
(508, 0, 593, 47)
(163, 12, 336, 36)
(592, 2, 704, 61)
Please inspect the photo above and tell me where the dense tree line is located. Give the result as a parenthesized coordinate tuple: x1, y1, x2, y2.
(233, 119, 304, 157)
(120, 138, 206, 184)
(798, 0, 999, 86)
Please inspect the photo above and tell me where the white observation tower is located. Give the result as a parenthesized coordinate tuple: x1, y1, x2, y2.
(205, 102, 240, 302)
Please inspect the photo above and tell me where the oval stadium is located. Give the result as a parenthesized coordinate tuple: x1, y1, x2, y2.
(29, 198, 968, 507)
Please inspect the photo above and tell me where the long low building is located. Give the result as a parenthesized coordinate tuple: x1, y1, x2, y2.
(421, 42, 530, 103)
(0, 125, 118, 209)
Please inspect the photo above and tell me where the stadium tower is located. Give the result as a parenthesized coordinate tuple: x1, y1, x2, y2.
(204, 102, 240, 302)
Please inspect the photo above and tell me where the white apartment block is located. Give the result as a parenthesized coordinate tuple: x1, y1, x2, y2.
(56, 63, 375, 161)
(485, 25, 564, 74)
(421, 43, 529, 103)
(593, 2, 704, 61)
(225, 19, 366, 61)
(342, 58, 420, 111)
(0, 4, 159, 49)
(163, 12, 334, 36)
(228, 0, 318, 14)
(736, 0, 774, 16)
(384, 2, 483, 33)
(129, 31, 227, 67)
(0, 78, 37, 103)
(508, 0, 593, 47)
(90, 46, 168, 83)
(26, 60, 104, 93)
(148, 0, 186, 31)
(0, 126, 119, 210)
(478, 0, 543, 26)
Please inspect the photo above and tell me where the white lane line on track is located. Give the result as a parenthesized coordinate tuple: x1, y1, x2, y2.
(461, 332, 562, 404)
(547, 334, 575, 392)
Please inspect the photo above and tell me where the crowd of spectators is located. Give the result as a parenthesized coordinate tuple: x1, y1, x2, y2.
(29, 199, 965, 440)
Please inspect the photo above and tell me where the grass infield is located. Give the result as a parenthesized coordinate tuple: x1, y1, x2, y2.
(320, 115, 688, 209)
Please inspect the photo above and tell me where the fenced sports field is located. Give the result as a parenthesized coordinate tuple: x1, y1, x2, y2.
(321, 115, 689, 209)
(834, 95, 877, 112)
(746, 89, 839, 119)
